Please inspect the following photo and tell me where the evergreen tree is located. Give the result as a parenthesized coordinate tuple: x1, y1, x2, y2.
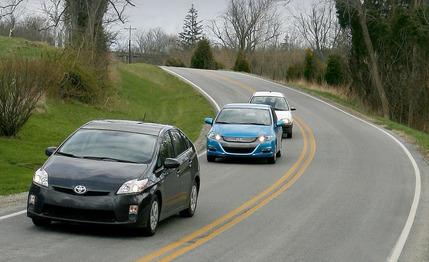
(191, 39, 215, 69)
(178, 4, 203, 49)
(233, 50, 251, 73)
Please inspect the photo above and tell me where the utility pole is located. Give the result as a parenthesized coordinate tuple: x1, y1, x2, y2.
(125, 25, 136, 64)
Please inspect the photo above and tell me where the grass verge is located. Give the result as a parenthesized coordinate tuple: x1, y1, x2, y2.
(0, 63, 214, 195)
(286, 80, 429, 159)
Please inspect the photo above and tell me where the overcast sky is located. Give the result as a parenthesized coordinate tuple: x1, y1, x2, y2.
(24, 0, 316, 38)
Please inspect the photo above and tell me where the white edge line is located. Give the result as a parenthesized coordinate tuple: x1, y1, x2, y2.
(160, 66, 219, 160)
(0, 210, 26, 221)
(1, 67, 218, 222)
(239, 72, 421, 262)
(160, 66, 221, 112)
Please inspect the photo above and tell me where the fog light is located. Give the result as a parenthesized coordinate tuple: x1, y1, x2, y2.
(29, 195, 36, 205)
(129, 205, 138, 215)
(208, 146, 216, 151)
(262, 147, 272, 153)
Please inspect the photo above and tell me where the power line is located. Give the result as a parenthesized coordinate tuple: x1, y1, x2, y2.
(124, 25, 136, 64)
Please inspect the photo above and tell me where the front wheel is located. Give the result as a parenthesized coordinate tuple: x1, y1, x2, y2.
(180, 181, 198, 217)
(142, 196, 160, 236)
(267, 151, 277, 164)
(207, 155, 215, 162)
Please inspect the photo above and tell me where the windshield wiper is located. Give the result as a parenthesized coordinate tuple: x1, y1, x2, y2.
(215, 121, 232, 124)
(246, 122, 268, 126)
(56, 151, 81, 158)
(81, 156, 140, 164)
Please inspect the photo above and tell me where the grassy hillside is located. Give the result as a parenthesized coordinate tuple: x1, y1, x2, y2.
(0, 36, 54, 57)
(0, 38, 214, 195)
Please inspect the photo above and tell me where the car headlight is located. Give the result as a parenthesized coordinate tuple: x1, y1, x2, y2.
(282, 118, 291, 125)
(258, 135, 274, 143)
(207, 132, 222, 141)
(117, 179, 149, 195)
(33, 168, 48, 187)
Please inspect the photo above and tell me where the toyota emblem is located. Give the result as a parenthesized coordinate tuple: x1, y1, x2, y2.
(74, 185, 87, 194)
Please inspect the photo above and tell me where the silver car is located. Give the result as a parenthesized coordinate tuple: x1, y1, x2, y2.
(249, 91, 296, 138)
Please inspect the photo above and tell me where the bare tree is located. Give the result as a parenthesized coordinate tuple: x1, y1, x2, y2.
(209, 0, 288, 52)
(135, 27, 176, 55)
(293, 1, 340, 57)
(41, 0, 65, 47)
(0, 0, 25, 37)
(0, 0, 24, 20)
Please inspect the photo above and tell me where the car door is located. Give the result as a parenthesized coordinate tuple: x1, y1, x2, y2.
(170, 130, 192, 208)
(271, 108, 282, 150)
(178, 131, 197, 198)
(155, 131, 182, 214)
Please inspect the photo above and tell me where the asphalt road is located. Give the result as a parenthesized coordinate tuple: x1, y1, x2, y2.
(0, 68, 427, 262)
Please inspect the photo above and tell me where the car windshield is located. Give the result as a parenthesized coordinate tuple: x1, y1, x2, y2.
(215, 108, 271, 126)
(250, 96, 289, 111)
(57, 129, 157, 164)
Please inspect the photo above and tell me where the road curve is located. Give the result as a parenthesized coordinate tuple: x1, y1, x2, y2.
(0, 68, 425, 262)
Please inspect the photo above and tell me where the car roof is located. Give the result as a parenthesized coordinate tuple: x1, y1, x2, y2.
(223, 103, 271, 110)
(252, 91, 285, 98)
(81, 120, 172, 136)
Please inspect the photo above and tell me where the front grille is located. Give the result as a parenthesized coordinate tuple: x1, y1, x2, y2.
(42, 204, 116, 222)
(223, 136, 257, 143)
(223, 146, 256, 154)
(53, 186, 110, 196)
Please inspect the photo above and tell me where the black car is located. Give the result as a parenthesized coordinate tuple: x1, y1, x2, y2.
(27, 120, 200, 235)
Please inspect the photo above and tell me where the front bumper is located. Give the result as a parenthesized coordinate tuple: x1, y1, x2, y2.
(27, 184, 152, 227)
(283, 123, 293, 133)
(206, 138, 276, 158)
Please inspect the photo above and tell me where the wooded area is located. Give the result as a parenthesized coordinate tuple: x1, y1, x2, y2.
(1, 0, 429, 134)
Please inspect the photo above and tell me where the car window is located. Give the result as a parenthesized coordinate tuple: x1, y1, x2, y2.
(157, 132, 174, 168)
(180, 131, 194, 151)
(58, 129, 157, 164)
(250, 96, 289, 111)
(215, 108, 272, 126)
(170, 130, 188, 157)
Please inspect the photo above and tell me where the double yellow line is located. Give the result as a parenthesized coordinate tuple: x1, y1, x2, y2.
(138, 116, 316, 262)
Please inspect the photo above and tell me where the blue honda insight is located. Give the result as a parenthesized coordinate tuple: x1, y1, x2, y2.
(204, 103, 284, 164)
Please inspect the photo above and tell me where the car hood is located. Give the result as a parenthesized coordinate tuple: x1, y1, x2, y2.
(275, 110, 293, 122)
(211, 124, 273, 137)
(43, 155, 149, 192)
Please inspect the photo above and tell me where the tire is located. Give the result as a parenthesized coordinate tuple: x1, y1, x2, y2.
(180, 181, 198, 218)
(32, 217, 51, 227)
(287, 131, 292, 138)
(276, 150, 282, 158)
(267, 149, 277, 164)
(207, 155, 215, 162)
(142, 196, 160, 236)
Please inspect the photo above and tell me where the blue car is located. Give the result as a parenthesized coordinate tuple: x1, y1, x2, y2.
(204, 103, 284, 164)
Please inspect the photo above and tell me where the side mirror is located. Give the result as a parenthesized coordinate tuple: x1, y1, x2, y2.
(164, 158, 180, 169)
(45, 147, 57, 157)
(204, 117, 214, 125)
(291, 107, 296, 111)
(276, 120, 285, 127)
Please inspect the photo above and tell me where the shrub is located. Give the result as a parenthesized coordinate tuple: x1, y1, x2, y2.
(58, 50, 107, 104)
(286, 63, 304, 80)
(304, 49, 316, 81)
(0, 57, 58, 137)
(233, 50, 251, 73)
(325, 54, 344, 86)
(165, 57, 186, 67)
(191, 39, 216, 69)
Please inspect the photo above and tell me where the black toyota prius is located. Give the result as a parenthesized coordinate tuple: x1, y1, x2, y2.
(27, 120, 200, 235)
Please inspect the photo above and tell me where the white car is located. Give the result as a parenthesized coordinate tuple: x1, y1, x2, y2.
(249, 91, 296, 138)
